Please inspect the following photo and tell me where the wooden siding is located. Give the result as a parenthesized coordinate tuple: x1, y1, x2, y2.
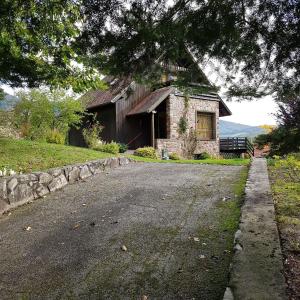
(115, 83, 151, 146)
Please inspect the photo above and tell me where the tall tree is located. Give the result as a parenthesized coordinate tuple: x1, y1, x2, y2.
(78, 0, 300, 99)
(0, 0, 105, 91)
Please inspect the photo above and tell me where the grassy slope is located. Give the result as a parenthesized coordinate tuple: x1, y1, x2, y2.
(268, 156, 300, 299)
(127, 155, 250, 166)
(0, 138, 113, 173)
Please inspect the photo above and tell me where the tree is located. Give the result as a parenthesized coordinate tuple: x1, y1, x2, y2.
(0, 0, 105, 92)
(14, 89, 85, 142)
(77, 0, 300, 99)
(255, 97, 300, 155)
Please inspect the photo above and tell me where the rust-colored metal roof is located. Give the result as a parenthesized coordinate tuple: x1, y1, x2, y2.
(85, 78, 131, 109)
(127, 86, 174, 116)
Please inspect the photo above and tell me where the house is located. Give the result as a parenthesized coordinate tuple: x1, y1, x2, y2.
(69, 52, 231, 157)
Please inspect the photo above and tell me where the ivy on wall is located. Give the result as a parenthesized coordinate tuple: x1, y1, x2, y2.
(177, 94, 190, 135)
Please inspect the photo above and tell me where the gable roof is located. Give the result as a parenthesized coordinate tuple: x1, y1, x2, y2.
(84, 77, 131, 109)
(127, 86, 174, 116)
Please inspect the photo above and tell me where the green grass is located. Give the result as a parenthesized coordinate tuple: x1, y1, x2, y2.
(0, 138, 114, 173)
(268, 155, 300, 252)
(127, 155, 250, 166)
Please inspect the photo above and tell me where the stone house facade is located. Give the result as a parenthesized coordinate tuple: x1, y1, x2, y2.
(156, 92, 221, 157)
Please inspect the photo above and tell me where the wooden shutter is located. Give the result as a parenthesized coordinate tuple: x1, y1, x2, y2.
(197, 113, 214, 140)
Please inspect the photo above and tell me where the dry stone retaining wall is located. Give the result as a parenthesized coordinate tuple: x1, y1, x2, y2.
(0, 157, 133, 215)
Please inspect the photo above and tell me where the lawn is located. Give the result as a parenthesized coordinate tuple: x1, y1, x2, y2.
(268, 154, 300, 299)
(0, 138, 113, 173)
(127, 155, 250, 166)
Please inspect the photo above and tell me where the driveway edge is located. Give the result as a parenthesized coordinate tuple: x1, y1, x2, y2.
(224, 158, 287, 300)
(0, 157, 135, 215)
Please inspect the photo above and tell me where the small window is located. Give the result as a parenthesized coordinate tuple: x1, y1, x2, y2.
(196, 112, 215, 140)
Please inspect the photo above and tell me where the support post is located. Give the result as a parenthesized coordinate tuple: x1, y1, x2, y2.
(151, 111, 156, 147)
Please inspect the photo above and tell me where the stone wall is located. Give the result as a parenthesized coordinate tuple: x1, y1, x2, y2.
(156, 92, 220, 157)
(0, 157, 134, 215)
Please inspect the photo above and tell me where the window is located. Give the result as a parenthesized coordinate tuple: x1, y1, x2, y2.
(196, 112, 215, 140)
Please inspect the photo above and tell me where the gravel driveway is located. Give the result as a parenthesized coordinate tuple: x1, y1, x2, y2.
(0, 162, 246, 300)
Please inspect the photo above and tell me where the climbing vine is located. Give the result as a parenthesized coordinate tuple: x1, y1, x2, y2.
(177, 93, 190, 135)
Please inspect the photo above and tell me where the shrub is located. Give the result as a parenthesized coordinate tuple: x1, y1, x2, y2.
(94, 142, 120, 154)
(169, 152, 181, 160)
(196, 152, 211, 160)
(118, 143, 128, 153)
(46, 129, 65, 144)
(134, 147, 157, 159)
(82, 122, 104, 148)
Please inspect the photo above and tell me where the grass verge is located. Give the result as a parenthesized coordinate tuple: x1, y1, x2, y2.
(127, 155, 250, 166)
(268, 155, 300, 299)
(0, 138, 114, 173)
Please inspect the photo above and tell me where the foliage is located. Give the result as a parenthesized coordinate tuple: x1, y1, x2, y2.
(169, 153, 181, 160)
(77, 0, 300, 100)
(46, 129, 65, 145)
(82, 121, 104, 149)
(134, 147, 158, 159)
(255, 96, 300, 155)
(0, 0, 107, 92)
(14, 89, 84, 142)
(0, 137, 113, 173)
(196, 152, 211, 160)
(182, 128, 198, 159)
(178, 116, 188, 135)
(118, 143, 128, 153)
(0, 88, 4, 101)
(94, 142, 120, 154)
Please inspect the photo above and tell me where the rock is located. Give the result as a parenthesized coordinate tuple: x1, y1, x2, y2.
(234, 243, 243, 252)
(110, 158, 119, 168)
(121, 245, 128, 251)
(48, 174, 68, 192)
(0, 199, 8, 213)
(68, 167, 80, 183)
(35, 184, 49, 197)
(9, 183, 34, 204)
(18, 174, 37, 183)
(119, 157, 129, 165)
(234, 229, 242, 244)
(39, 173, 53, 185)
(0, 179, 7, 201)
(7, 178, 18, 193)
(79, 165, 92, 180)
(49, 168, 62, 177)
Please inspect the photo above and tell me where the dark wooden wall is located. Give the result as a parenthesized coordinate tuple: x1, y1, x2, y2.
(92, 104, 116, 143)
(115, 83, 151, 147)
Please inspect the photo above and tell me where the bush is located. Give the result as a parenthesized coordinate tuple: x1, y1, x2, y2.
(134, 147, 157, 159)
(82, 122, 104, 148)
(94, 142, 120, 154)
(46, 129, 65, 144)
(118, 143, 128, 153)
(169, 152, 181, 160)
(196, 152, 211, 160)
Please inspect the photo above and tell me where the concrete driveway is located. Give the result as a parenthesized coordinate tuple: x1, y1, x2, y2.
(0, 163, 245, 300)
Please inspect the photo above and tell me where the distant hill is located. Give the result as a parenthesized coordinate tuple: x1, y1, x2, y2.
(0, 93, 19, 111)
(220, 120, 267, 138)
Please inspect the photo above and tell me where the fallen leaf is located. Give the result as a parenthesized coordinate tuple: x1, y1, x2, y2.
(72, 224, 80, 230)
(24, 226, 32, 231)
(121, 245, 128, 251)
(141, 296, 148, 300)
(202, 242, 207, 246)
(200, 255, 206, 259)
(193, 237, 200, 242)
(82, 203, 86, 206)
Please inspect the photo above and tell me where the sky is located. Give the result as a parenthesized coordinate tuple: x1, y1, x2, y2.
(221, 96, 278, 126)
